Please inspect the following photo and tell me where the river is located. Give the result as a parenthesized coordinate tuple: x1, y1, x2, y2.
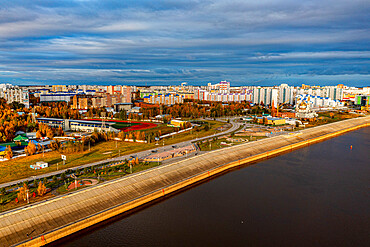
(52, 127, 370, 247)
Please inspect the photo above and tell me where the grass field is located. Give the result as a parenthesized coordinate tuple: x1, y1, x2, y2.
(111, 122, 139, 129)
(0, 120, 227, 184)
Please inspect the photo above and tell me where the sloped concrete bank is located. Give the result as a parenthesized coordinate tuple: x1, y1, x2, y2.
(1, 116, 369, 247)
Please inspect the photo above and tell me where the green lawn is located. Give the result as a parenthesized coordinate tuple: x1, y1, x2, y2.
(111, 122, 140, 129)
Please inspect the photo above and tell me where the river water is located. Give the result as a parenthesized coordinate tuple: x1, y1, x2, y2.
(53, 127, 370, 247)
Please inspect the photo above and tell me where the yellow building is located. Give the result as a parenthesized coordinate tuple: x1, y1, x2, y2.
(52, 85, 67, 92)
(257, 117, 286, 125)
(179, 92, 194, 100)
(169, 119, 187, 127)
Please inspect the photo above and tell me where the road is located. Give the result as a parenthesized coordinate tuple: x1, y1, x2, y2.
(0, 118, 243, 189)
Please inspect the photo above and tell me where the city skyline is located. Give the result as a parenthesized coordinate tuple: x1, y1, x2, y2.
(0, 0, 369, 86)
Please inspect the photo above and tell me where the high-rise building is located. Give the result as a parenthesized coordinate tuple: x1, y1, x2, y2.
(326, 86, 343, 101)
(143, 93, 184, 105)
(252, 87, 278, 107)
(278, 84, 294, 105)
(0, 86, 30, 107)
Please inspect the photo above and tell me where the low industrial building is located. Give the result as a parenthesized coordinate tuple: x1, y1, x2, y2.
(36, 118, 119, 133)
(169, 119, 188, 127)
(256, 117, 286, 125)
(114, 103, 133, 112)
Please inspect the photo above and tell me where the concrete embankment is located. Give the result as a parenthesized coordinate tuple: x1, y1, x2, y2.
(1, 116, 369, 247)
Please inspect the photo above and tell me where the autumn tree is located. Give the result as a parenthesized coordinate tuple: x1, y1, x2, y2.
(36, 130, 42, 139)
(26, 141, 37, 155)
(5, 145, 13, 160)
(263, 117, 268, 125)
(57, 126, 64, 136)
(46, 128, 54, 139)
(37, 181, 46, 196)
(17, 183, 29, 202)
(118, 131, 125, 140)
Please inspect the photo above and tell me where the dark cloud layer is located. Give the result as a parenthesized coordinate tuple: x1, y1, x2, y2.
(0, 0, 369, 86)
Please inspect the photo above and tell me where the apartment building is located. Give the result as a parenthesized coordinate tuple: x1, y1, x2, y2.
(0, 85, 30, 107)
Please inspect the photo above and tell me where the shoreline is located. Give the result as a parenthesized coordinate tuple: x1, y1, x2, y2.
(1, 117, 369, 247)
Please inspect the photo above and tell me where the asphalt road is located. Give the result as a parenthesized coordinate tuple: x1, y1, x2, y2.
(0, 118, 243, 189)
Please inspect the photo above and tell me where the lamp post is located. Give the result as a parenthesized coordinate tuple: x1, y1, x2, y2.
(25, 188, 29, 204)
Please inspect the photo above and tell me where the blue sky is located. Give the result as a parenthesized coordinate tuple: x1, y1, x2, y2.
(0, 0, 369, 86)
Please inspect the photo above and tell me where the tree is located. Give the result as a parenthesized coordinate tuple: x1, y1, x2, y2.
(36, 130, 42, 139)
(37, 181, 46, 196)
(46, 128, 54, 139)
(118, 131, 125, 140)
(263, 117, 268, 125)
(17, 183, 29, 202)
(5, 145, 13, 160)
(118, 110, 127, 120)
(26, 141, 37, 155)
(57, 127, 64, 136)
(60, 172, 66, 181)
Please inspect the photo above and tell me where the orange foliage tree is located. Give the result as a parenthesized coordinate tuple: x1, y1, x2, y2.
(5, 146, 13, 160)
(37, 181, 46, 196)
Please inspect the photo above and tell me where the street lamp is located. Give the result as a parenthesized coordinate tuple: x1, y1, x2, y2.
(25, 188, 29, 204)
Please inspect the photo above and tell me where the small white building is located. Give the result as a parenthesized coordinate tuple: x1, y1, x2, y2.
(30, 161, 48, 169)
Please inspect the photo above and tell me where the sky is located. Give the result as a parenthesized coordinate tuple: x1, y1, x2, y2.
(0, 0, 369, 86)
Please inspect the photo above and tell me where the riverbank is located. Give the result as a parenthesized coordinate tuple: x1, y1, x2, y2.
(0, 116, 369, 247)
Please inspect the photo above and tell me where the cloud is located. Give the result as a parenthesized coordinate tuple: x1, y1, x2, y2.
(0, 0, 368, 85)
